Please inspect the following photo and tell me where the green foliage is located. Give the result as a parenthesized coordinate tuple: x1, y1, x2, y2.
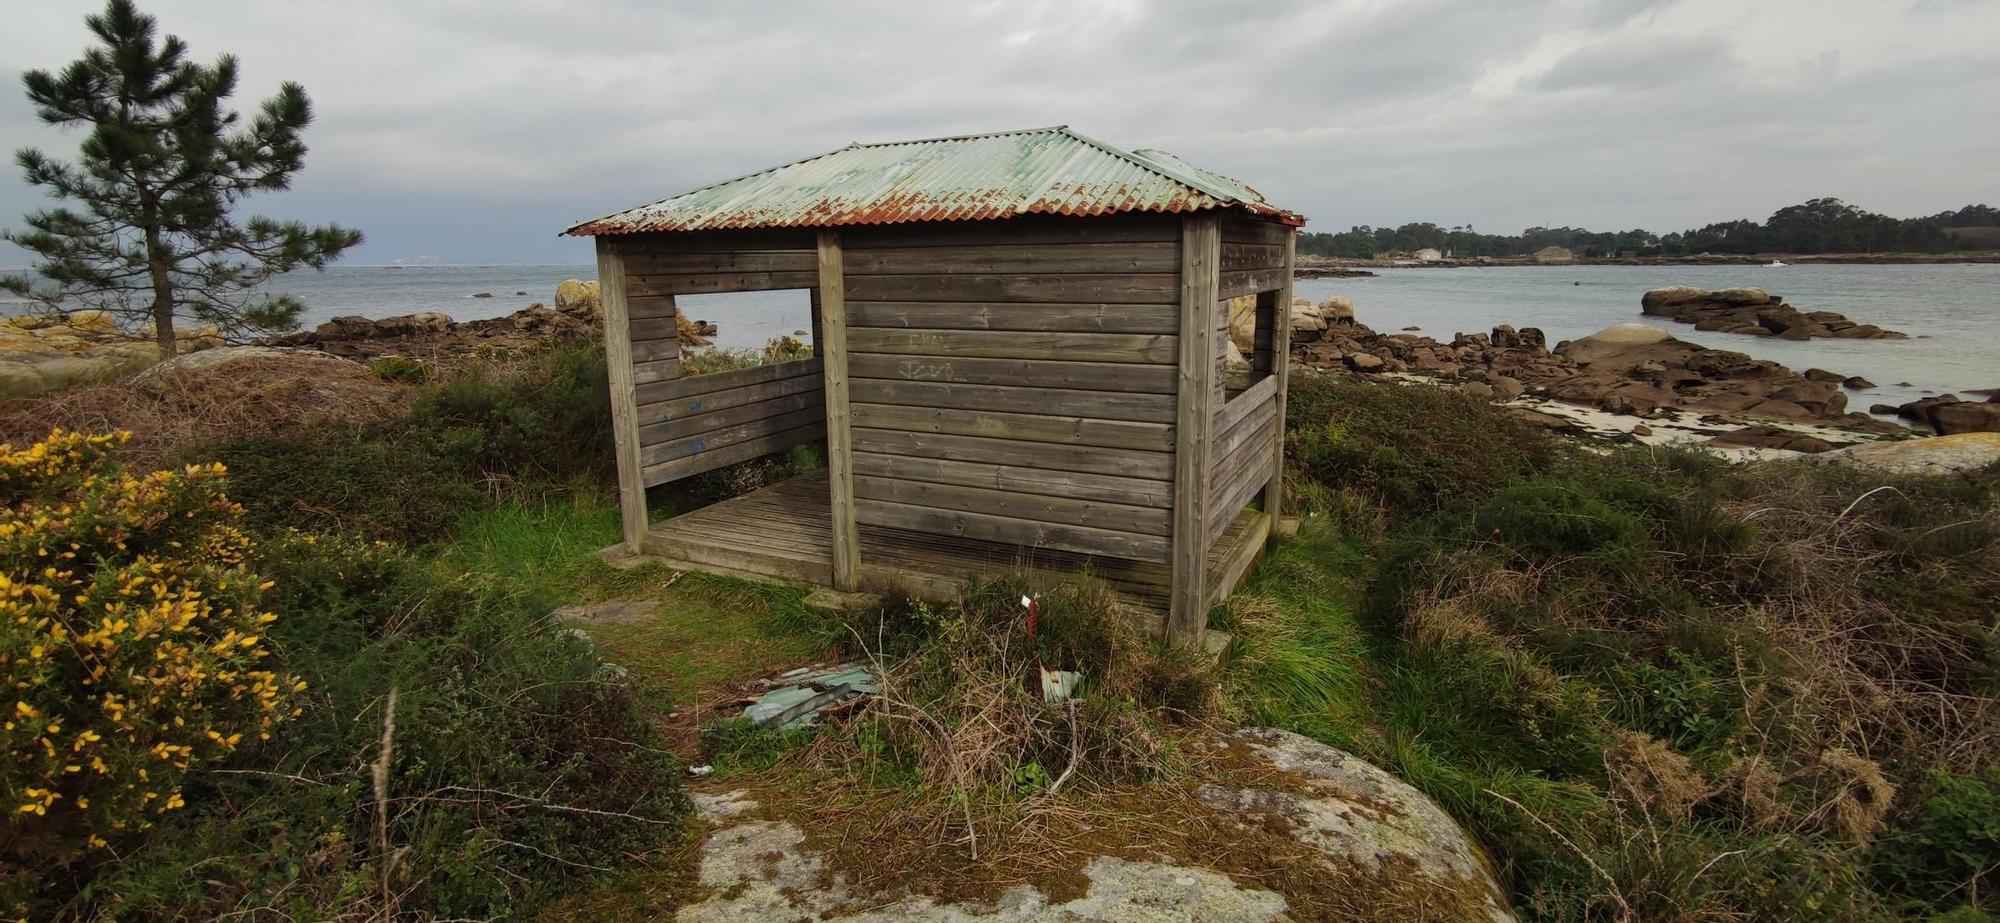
(74, 530, 686, 919)
(1875, 769, 2000, 912)
(1, 0, 361, 347)
(203, 423, 484, 544)
(369, 356, 429, 383)
(1252, 375, 2000, 921)
(409, 342, 614, 485)
(0, 432, 300, 901)
(1284, 375, 1557, 517)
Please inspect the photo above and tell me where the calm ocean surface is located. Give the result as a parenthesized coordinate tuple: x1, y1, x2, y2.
(5, 262, 1993, 410)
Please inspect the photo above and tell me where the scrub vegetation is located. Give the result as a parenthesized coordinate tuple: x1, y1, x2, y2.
(2, 337, 1995, 920)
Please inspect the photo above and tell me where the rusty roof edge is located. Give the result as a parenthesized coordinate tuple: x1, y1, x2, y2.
(561, 141, 859, 237)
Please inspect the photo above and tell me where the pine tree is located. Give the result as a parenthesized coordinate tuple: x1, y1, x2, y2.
(1, 0, 361, 355)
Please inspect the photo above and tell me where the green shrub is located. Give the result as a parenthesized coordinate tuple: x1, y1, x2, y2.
(1875, 768, 2000, 912)
(1284, 374, 1556, 516)
(409, 342, 613, 485)
(1, 431, 302, 908)
(1472, 482, 1651, 560)
(204, 423, 484, 544)
(76, 530, 687, 919)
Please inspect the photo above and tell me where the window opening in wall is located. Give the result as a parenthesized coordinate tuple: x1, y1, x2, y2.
(1221, 289, 1280, 399)
(672, 288, 818, 374)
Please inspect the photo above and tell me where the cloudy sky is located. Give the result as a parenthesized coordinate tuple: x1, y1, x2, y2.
(2, 0, 1995, 266)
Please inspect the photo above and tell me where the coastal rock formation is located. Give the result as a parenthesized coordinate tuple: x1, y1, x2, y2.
(0, 311, 225, 393)
(1640, 286, 1906, 340)
(1291, 310, 1900, 432)
(1877, 393, 2000, 434)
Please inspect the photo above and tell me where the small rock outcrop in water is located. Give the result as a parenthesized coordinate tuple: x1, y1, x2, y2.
(1877, 393, 2000, 435)
(1640, 286, 1906, 340)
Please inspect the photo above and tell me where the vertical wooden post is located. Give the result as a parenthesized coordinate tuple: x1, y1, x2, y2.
(598, 239, 649, 553)
(1168, 215, 1220, 642)
(1263, 227, 1295, 534)
(817, 230, 861, 590)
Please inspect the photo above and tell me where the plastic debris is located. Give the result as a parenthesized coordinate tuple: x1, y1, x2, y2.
(1040, 667, 1082, 705)
(688, 764, 714, 777)
(738, 662, 878, 729)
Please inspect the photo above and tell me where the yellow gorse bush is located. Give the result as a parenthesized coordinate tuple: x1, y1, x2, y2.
(0, 430, 301, 861)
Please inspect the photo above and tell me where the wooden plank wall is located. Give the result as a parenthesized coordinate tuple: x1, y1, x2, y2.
(1205, 216, 1290, 548)
(608, 231, 828, 488)
(839, 216, 1182, 564)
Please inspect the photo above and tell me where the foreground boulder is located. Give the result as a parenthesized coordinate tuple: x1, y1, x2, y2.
(1640, 286, 1905, 340)
(1815, 433, 2000, 477)
(1198, 728, 1516, 923)
(673, 727, 1516, 921)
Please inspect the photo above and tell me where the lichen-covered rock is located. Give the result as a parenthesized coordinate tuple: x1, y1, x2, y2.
(1197, 727, 1516, 923)
(555, 278, 601, 313)
(677, 816, 1292, 922)
(1816, 433, 2000, 476)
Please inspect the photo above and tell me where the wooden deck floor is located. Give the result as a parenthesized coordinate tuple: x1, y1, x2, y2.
(643, 472, 1269, 616)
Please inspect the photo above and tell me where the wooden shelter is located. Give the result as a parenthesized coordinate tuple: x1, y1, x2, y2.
(565, 127, 1304, 641)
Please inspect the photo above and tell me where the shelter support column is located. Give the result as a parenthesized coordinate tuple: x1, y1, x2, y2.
(817, 230, 862, 590)
(1168, 215, 1220, 642)
(1263, 228, 1295, 535)
(598, 239, 649, 552)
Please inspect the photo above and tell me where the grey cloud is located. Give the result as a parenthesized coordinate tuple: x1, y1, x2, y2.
(1534, 33, 1739, 91)
(3, 0, 1997, 267)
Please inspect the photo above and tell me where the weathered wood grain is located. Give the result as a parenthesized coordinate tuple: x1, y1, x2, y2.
(639, 357, 822, 403)
(629, 271, 821, 297)
(853, 475, 1170, 536)
(641, 422, 824, 486)
(638, 370, 823, 427)
(1219, 217, 1291, 247)
(621, 249, 817, 275)
(851, 452, 1172, 509)
(854, 498, 1170, 563)
(852, 427, 1173, 481)
(1218, 268, 1287, 300)
(632, 357, 682, 385)
(851, 401, 1173, 452)
(631, 338, 679, 364)
(843, 241, 1177, 275)
(628, 294, 677, 320)
(1170, 214, 1220, 640)
(849, 377, 1176, 423)
(640, 405, 826, 466)
(1264, 232, 1295, 525)
(638, 390, 824, 445)
(1220, 243, 1285, 272)
(843, 273, 1178, 305)
(846, 300, 1178, 334)
(818, 230, 861, 589)
(848, 328, 1176, 364)
(597, 241, 649, 551)
(847, 354, 1175, 394)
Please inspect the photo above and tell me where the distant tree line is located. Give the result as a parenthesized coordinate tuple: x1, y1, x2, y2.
(1297, 199, 2000, 259)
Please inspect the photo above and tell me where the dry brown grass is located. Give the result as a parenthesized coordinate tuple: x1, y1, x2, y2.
(0, 355, 413, 467)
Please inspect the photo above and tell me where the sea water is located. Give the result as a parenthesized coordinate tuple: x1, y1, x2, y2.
(1297, 262, 2000, 410)
(6, 262, 1993, 410)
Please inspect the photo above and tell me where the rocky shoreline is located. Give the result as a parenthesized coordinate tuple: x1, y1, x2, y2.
(1279, 296, 1959, 454)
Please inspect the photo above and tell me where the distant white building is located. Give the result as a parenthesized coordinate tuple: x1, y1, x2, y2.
(1414, 247, 1444, 262)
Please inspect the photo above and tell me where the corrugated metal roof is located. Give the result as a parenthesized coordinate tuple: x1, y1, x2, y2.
(564, 126, 1303, 236)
